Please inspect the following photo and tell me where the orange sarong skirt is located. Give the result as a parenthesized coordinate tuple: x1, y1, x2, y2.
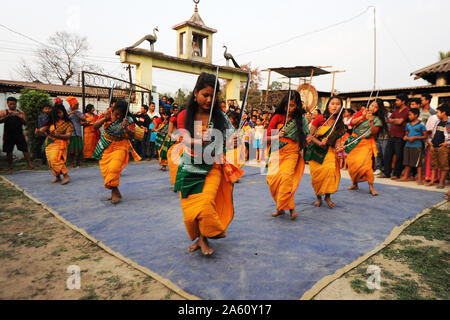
(180, 163, 234, 241)
(46, 139, 69, 177)
(168, 142, 184, 186)
(309, 146, 341, 196)
(266, 140, 305, 211)
(99, 139, 138, 189)
(346, 136, 377, 185)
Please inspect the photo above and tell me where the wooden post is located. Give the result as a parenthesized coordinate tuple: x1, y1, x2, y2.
(331, 72, 336, 97)
(81, 71, 86, 113)
(262, 69, 271, 110)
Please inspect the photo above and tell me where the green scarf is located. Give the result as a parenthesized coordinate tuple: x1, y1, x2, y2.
(304, 125, 345, 165)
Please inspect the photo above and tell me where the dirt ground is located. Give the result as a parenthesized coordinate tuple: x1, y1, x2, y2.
(0, 177, 183, 300)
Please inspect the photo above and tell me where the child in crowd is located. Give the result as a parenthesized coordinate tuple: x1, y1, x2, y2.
(399, 108, 427, 184)
(425, 104, 450, 188)
(242, 119, 251, 161)
(253, 117, 264, 162)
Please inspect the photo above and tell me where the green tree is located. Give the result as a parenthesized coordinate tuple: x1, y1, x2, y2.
(439, 51, 450, 60)
(18, 89, 52, 158)
(174, 88, 190, 106)
(269, 81, 282, 91)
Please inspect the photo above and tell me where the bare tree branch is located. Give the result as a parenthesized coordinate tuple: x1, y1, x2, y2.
(16, 31, 101, 86)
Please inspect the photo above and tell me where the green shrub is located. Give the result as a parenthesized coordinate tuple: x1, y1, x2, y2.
(18, 89, 52, 158)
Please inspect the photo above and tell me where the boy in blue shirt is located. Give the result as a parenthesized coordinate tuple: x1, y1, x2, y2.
(400, 108, 427, 184)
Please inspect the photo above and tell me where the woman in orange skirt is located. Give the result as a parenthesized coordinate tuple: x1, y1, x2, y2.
(174, 72, 243, 256)
(345, 99, 387, 196)
(35, 103, 74, 185)
(305, 96, 346, 208)
(83, 104, 100, 159)
(92, 100, 141, 204)
(266, 91, 309, 220)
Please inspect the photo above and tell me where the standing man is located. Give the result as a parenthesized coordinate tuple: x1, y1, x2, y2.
(66, 96, 86, 167)
(0, 97, 34, 170)
(37, 102, 52, 165)
(135, 104, 151, 158)
(380, 94, 410, 180)
(420, 94, 436, 125)
(148, 102, 160, 119)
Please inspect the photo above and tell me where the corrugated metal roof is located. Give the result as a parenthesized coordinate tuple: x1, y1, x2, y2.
(0, 79, 127, 98)
(411, 57, 450, 77)
(340, 84, 450, 95)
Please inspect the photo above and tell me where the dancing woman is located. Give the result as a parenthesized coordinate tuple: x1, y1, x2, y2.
(305, 96, 346, 208)
(174, 72, 243, 256)
(92, 100, 141, 204)
(83, 104, 100, 159)
(35, 103, 74, 185)
(345, 99, 387, 196)
(154, 109, 172, 171)
(266, 91, 309, 220)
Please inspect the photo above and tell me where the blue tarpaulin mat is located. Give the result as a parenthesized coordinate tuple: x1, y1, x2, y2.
(3, 162, 444, 300)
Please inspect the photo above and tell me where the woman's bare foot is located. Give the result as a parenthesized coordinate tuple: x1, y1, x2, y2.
(198, 236, 214, 256)
(111, 188, 121, 204)
(369, 188, 379, 196)
(424, 181, 434, 187)
(51, 175, 61, 183)
(271, 210, 285, 217)
(398, 176, 409, 182)
(27, 164, 35, 170)
(417, 180, 424, 185)
(290, 210, 299, 220)
(324, 196, 336, 208)
(61, 174, 70, 185)
(346, 184, 359, 190)
(188, 239, 201, 252)
(313, 197, 322, 207)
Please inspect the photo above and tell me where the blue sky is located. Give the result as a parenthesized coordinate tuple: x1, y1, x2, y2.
(0, 0, 449, 94)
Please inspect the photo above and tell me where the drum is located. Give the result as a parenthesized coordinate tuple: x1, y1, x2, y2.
(134, 125, 145, 141)
(297, 84, 319, 112)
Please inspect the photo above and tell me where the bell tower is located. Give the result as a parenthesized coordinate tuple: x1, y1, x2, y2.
(172, 0, 217, 64)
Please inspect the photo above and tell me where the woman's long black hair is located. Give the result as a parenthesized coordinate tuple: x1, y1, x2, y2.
(322, 96, 345, 134)
(184, 72, 227, 137)
(113, 99, 128, 117)
(271, 90, 306, 149)
(372, 98, 388, 137)
(47, 103, 70, 126)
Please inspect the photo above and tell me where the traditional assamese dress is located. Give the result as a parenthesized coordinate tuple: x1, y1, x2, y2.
(174, 113, 244, 241)
(83, 113, 100, 159)
(43, 120, 74, 177)
(305, 119, 345, 196)
(155, 119, 173, 167)
(92, 116, 141, 189)
(345, 116, 382, 186)
(266, 114, 310, 211)
(167, 113, 184, 185)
